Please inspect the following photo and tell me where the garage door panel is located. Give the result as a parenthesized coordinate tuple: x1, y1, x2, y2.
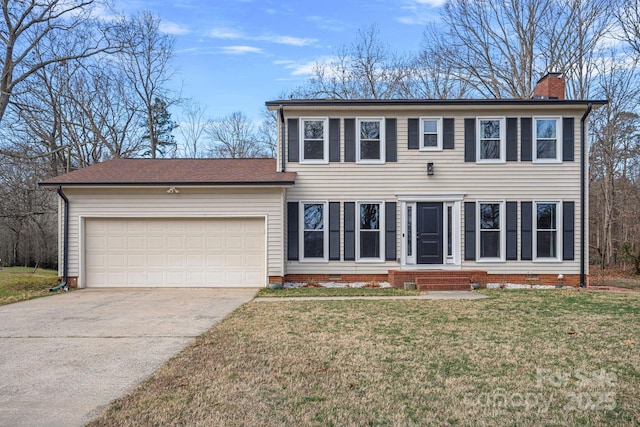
(85, 218, 264, 287)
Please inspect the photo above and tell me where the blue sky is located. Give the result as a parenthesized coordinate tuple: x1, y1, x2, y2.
(112, 0, 445, 122)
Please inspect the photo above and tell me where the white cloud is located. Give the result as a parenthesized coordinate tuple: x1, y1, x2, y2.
(220, 45, 264, 55)
(208, 27, 245, 39)
(159, 21, 190, 35)
(413, 0, 447, 6)
(207, 26, 316, 46)
(257, 34, 317, 46)
(397, 0, 444, 25)
(305, 16, 345, 32)
(274, 57, 339, 77)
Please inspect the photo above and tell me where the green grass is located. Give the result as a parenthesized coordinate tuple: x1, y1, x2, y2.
(89, 289, 640, 426)
(0, 267, 61, 305)
(257, 286, 423, 297)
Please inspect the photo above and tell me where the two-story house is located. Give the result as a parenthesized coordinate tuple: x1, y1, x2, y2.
(41, 73, 605, 289)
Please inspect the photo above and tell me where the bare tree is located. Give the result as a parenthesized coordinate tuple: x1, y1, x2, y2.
(206, 111, 269, 159)
(0, 0, 117, 125)
(293, 25, 410, 99)
(617, 0, 640, 56)
(117, 11, 177, 158)
(258, 107, 277, 158)
(438, 0, 615, 99)
(178, 99, 209, 158)
(405, 24, 470, 99)
(589, 50, 640, 267)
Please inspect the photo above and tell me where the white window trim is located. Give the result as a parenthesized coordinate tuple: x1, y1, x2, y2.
(300, 117, 329, 164)
(533, 200, 563, 262)
(533, 116, 562, 163)
(299, 201, 329, 262)
(476, 117, 506, 164)
(476, 201, 506, 262)
(356, 201, 385, 262)
(419, 117, 443, 151)
(356, 117, 385, 164)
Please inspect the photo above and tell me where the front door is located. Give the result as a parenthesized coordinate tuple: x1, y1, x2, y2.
(416, 202, 443, 264)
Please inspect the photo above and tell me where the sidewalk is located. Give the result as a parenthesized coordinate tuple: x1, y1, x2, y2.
(253, 291, 488, 302)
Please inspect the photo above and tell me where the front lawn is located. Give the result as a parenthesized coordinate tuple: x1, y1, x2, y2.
(90, 289, 640, 426)
(0, 267, 61, 306)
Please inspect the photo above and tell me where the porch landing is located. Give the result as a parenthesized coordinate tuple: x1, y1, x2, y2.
(388, 270, 489, 291)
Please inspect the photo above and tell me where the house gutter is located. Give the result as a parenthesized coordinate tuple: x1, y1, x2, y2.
(580, 103, 593, 288)
(50, 185, 69, 292)
(279, 104, 285, 172)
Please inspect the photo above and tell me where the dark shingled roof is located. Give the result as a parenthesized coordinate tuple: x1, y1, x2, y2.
(39, 158, 296, 187)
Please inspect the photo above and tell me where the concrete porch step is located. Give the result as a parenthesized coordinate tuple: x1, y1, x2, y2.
(418, 283, 472, 291)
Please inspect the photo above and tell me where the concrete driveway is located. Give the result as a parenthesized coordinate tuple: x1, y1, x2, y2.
(0, 288, 258, 427)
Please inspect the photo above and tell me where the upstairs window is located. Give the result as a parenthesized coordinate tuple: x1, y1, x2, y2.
(477, 118, 505, 162)
(357, 118, 385, 163)
(421, 117, 442, 151)
(300, 118, 328, 163)
(534, 117, 561, 162)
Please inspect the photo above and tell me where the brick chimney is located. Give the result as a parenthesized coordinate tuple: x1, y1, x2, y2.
(532, 72, 565, 100)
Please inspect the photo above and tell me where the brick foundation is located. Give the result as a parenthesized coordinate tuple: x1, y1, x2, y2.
(283, 274, 389, 285)
(283, 271, 583, 289)
(66, 276, 78, 288)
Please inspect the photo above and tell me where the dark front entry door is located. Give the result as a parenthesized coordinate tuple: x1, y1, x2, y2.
(417, 202, 443, 264)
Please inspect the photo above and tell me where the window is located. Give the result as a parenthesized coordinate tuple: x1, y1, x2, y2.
(300, 118, 328, 163)
(300, 202, 327, 261)
(534, 117, 561, 162)
(478, 202, 503, 260)
(358, 202, 383, 261)
(477, 117, 505, 162)
(420, 117, 442, 150)
(357, 118, 384, 163)
(535, 202, 560, 259)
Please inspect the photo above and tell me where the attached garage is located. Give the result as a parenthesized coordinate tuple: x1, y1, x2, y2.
(39, 158, 296, 288)
(84, 217, 265, 287)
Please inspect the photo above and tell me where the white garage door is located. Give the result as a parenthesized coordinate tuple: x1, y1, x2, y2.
(84, 218, 265, 287)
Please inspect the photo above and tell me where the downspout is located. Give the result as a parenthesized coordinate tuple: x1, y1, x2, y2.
(50, 185, 69, 292)
(580, 103, 593, 288)
(279, 104, 285, 172)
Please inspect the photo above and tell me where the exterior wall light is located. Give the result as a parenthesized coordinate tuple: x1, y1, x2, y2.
(427, 162, 435, 176)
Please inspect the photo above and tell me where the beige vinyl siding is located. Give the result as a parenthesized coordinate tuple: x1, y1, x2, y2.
(62, 186, 284, 285)
(280, 105, 587, 276)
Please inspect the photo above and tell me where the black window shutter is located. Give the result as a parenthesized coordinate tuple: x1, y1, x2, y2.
(563, 201, 575, 260)
(563, 117, 575, 162)
(464, 202, 476, 260)
(385, 202, 396, 261)
(408, 118, 419, 149)
(506, 201, 518, 260)
(385, 118, 397, 162)
(344, 202, 355, 260)
(344, 119, 355, 162)
(287, 202, 299, 260)
(443, 118, 455, 149)
(464, 118, 476, 162)
(329, 118, 340, 162)
(287, 119, 299, 163)
(506, 118, 518, 161)
(521, 201, 532, 260)
(329, 202, 340, 260)
(521, 118, 532, 162)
